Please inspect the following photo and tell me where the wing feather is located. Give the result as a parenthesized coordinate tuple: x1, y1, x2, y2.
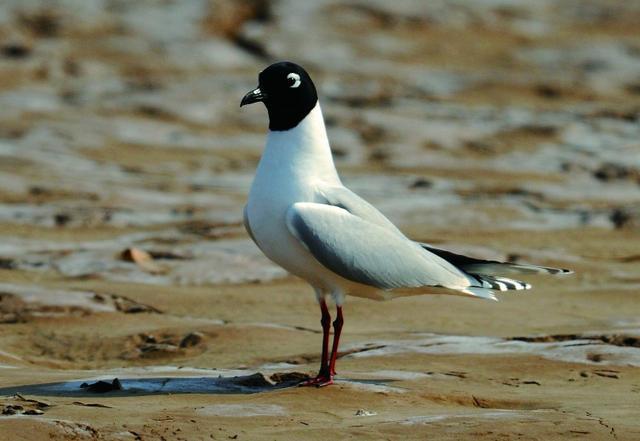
(285, 202, 470, 291)
(419, 243, 573, 276)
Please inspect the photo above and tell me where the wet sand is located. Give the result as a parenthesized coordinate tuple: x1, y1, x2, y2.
(1, 260, 640, 440)
(1, 0, 640, 440)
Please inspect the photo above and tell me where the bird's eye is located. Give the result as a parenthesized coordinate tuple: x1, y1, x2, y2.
(287, 73, 301, 88)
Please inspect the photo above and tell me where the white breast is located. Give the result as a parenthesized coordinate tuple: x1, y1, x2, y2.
(246, 103, 342, 288)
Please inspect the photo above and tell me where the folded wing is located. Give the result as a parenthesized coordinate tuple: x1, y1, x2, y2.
(419, 243, 573, 276)
(285, 202, 472, 291)
(318, 186, 403, 234)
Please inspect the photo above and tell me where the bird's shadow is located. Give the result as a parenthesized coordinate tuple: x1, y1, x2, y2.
(0, 373, 297, 397)
(0, 373, 400, 398)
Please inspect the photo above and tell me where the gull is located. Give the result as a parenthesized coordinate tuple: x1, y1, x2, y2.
(240, 61, 571, 387)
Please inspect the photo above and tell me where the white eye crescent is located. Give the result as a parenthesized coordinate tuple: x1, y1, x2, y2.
(287, 72, 301, 88)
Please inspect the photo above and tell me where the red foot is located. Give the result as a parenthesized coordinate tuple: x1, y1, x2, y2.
(298, 375, 334, 388)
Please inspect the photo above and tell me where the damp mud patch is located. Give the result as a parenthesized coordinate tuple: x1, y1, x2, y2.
(195, 403, 286, 417)
(0, 283, 161, 322)
(1, 393, 50, 416)
(343, 332, 640, 367)
(0, 371, 309, 397)
(510, 333, 640, 348)
(394, 409, 551, 426)
(23, 329, 207, 367)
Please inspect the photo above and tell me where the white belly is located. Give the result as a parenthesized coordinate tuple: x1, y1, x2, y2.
(246, 178, 339, 290)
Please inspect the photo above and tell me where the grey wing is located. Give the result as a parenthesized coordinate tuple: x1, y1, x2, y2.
(285, 202, 471, 291)
(318, 186, 403, 235)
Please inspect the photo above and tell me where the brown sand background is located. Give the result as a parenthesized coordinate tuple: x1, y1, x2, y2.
(0, 0, 639, 439)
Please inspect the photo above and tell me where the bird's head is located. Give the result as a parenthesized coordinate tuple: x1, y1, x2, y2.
(241, 61, 318, 131)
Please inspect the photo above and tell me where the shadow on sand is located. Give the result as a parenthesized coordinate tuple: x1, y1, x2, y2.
(0, 373, 305, 397)
(0, 373, 402, 398)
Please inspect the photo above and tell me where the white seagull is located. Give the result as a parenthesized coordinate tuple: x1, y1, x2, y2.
(241, 61, 571, 387)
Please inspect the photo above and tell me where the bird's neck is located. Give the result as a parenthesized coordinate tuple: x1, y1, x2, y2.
(262, 102, 340, 184)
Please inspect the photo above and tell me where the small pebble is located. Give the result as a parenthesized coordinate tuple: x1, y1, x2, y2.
(180, 331, 204, 348)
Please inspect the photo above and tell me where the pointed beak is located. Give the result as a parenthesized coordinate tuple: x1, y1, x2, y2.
(240, 87, 266, 107)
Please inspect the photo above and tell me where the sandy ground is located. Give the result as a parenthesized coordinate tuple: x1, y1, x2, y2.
(1, 0, 640, 440)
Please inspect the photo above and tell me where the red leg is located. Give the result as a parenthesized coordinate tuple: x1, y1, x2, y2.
(329, 305, 343, 377)
(318, 298, 331, 378)
(299, 298, 333, 387)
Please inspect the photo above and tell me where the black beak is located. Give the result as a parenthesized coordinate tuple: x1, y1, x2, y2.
(240, 87, 266, 107)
